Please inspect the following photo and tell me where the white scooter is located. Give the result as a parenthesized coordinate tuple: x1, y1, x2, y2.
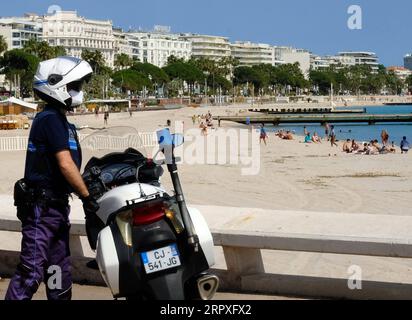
(80, 127, 218, 300)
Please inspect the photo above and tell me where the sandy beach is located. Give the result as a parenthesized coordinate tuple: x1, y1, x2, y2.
(0, 105, 411, 217)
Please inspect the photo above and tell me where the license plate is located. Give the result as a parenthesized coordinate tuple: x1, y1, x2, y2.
(140, 244, 181, 274)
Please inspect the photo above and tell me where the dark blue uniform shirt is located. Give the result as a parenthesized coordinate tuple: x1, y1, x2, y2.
(24, 106, 82, 194)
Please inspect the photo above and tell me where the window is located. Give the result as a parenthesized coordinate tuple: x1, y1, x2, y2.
(12, 32, 20, 38)
(12, 41, 21, 46)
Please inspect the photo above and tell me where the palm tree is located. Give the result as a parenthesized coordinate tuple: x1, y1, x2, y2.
(81, 49, 106, 74)
(114, 53, 133, 70)
(218, 56, 239, 78)
(23, 39, 65, 60)
(0, 35, 7, 55)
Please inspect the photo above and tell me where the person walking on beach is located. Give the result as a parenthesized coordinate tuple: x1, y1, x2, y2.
(5, 57, 99, 300)
(324, 123, 330, 141)
(104, 111, 109, 126)
(401, 136, 410, 154)
(330, 125, 338, 147)
(381, 130, 389, 146)
(260, 123, 268, 146)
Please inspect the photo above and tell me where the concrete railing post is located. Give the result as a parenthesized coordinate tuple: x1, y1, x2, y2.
(222, 246, 265, 290)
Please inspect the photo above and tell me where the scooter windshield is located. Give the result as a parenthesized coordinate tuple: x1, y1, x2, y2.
(79, 126, 154, 168)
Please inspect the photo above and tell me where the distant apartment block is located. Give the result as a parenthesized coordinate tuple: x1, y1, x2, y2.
(404, 54, 412, 71)
(310, 54, 355, 70)
(338, 51, 379, 71)
(311, 52, 380, 72)
(230, 41, 274, 66)
(181, 34, 231, 61)
(274, 46, 311, 77)
(0, 15, 43, 50)
(113, 26, 192, 67)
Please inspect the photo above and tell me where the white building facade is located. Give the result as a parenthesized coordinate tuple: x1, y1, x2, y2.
(181, 34, 231, 61)
(274, 46, 311, 77)
(338, 51, 379, 71)
(126, 29, 192, 67)
(0, 15, 43, 50)
(41, 11, 115, 67)
(230, 41, 274, 66)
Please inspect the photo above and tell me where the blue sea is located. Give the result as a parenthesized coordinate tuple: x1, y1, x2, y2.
(271, 105, 412, 145)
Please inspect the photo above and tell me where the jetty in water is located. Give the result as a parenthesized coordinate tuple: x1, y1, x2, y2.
(214, 113, 412, 125)
(248, 107, 366, 115)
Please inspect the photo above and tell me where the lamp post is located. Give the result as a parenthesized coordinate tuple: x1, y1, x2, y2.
(204, 71, 209, 104)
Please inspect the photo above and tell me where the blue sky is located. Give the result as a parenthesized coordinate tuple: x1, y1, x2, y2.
(3, 0, 410, 66)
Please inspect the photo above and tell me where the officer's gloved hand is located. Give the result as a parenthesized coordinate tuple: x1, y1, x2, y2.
(81, 195, 100, 218)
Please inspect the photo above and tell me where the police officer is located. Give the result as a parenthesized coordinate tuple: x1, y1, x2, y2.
(5, 57, 99, 300)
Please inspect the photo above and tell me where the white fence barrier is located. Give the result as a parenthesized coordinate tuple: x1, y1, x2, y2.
(0, 136, 28, 152)
(0, 132, 158, 152)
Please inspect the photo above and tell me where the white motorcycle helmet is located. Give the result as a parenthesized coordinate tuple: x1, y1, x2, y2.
(33, 56, 93, 110)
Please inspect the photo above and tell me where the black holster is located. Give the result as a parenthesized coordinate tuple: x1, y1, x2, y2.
(14, 179, 35, 222)
(14, 179, 69, 222)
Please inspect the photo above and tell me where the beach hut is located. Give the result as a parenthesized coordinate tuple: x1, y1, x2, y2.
(0, 97, 38, 115)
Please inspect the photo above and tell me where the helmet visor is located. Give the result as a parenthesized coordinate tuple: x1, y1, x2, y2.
(66, 73, 92, 92)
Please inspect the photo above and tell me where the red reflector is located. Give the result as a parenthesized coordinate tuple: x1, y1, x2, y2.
(132, 203, 165, 226)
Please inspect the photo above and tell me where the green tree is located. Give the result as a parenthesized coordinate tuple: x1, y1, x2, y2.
(23, 39, 66, 60)
(1, 49, 40, 97)
(309, 68, 337, 95)
(190, 57, 219, 76)
(81, 49, 106, 74)
(217, 56, 240, 78)
(385, 71, 403, 95)
(0, 35, 8, 55)
(166, 55, 184, 65)
(406, 74, 412, 93)
(163, 61, 204, 89)
(132, 62, 169, 84)
(114, 53, 133, 70)
(111, 69, 151, 94)
(276, 63, 307, 90)
(233, 66, 265, 94)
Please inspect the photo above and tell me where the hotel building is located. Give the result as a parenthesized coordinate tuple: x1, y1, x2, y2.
(230, 41, 274, 66)
(41, 11, 115, 67)
(181, 34, 231, 61)
(0, 15, 43, 50)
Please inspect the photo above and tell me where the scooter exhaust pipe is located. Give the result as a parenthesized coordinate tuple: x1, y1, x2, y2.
(197, 274, 220, 301)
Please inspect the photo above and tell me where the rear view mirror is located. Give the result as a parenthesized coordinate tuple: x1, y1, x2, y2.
(157, 128, 173, 147)
(157, 129, 184, 147)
